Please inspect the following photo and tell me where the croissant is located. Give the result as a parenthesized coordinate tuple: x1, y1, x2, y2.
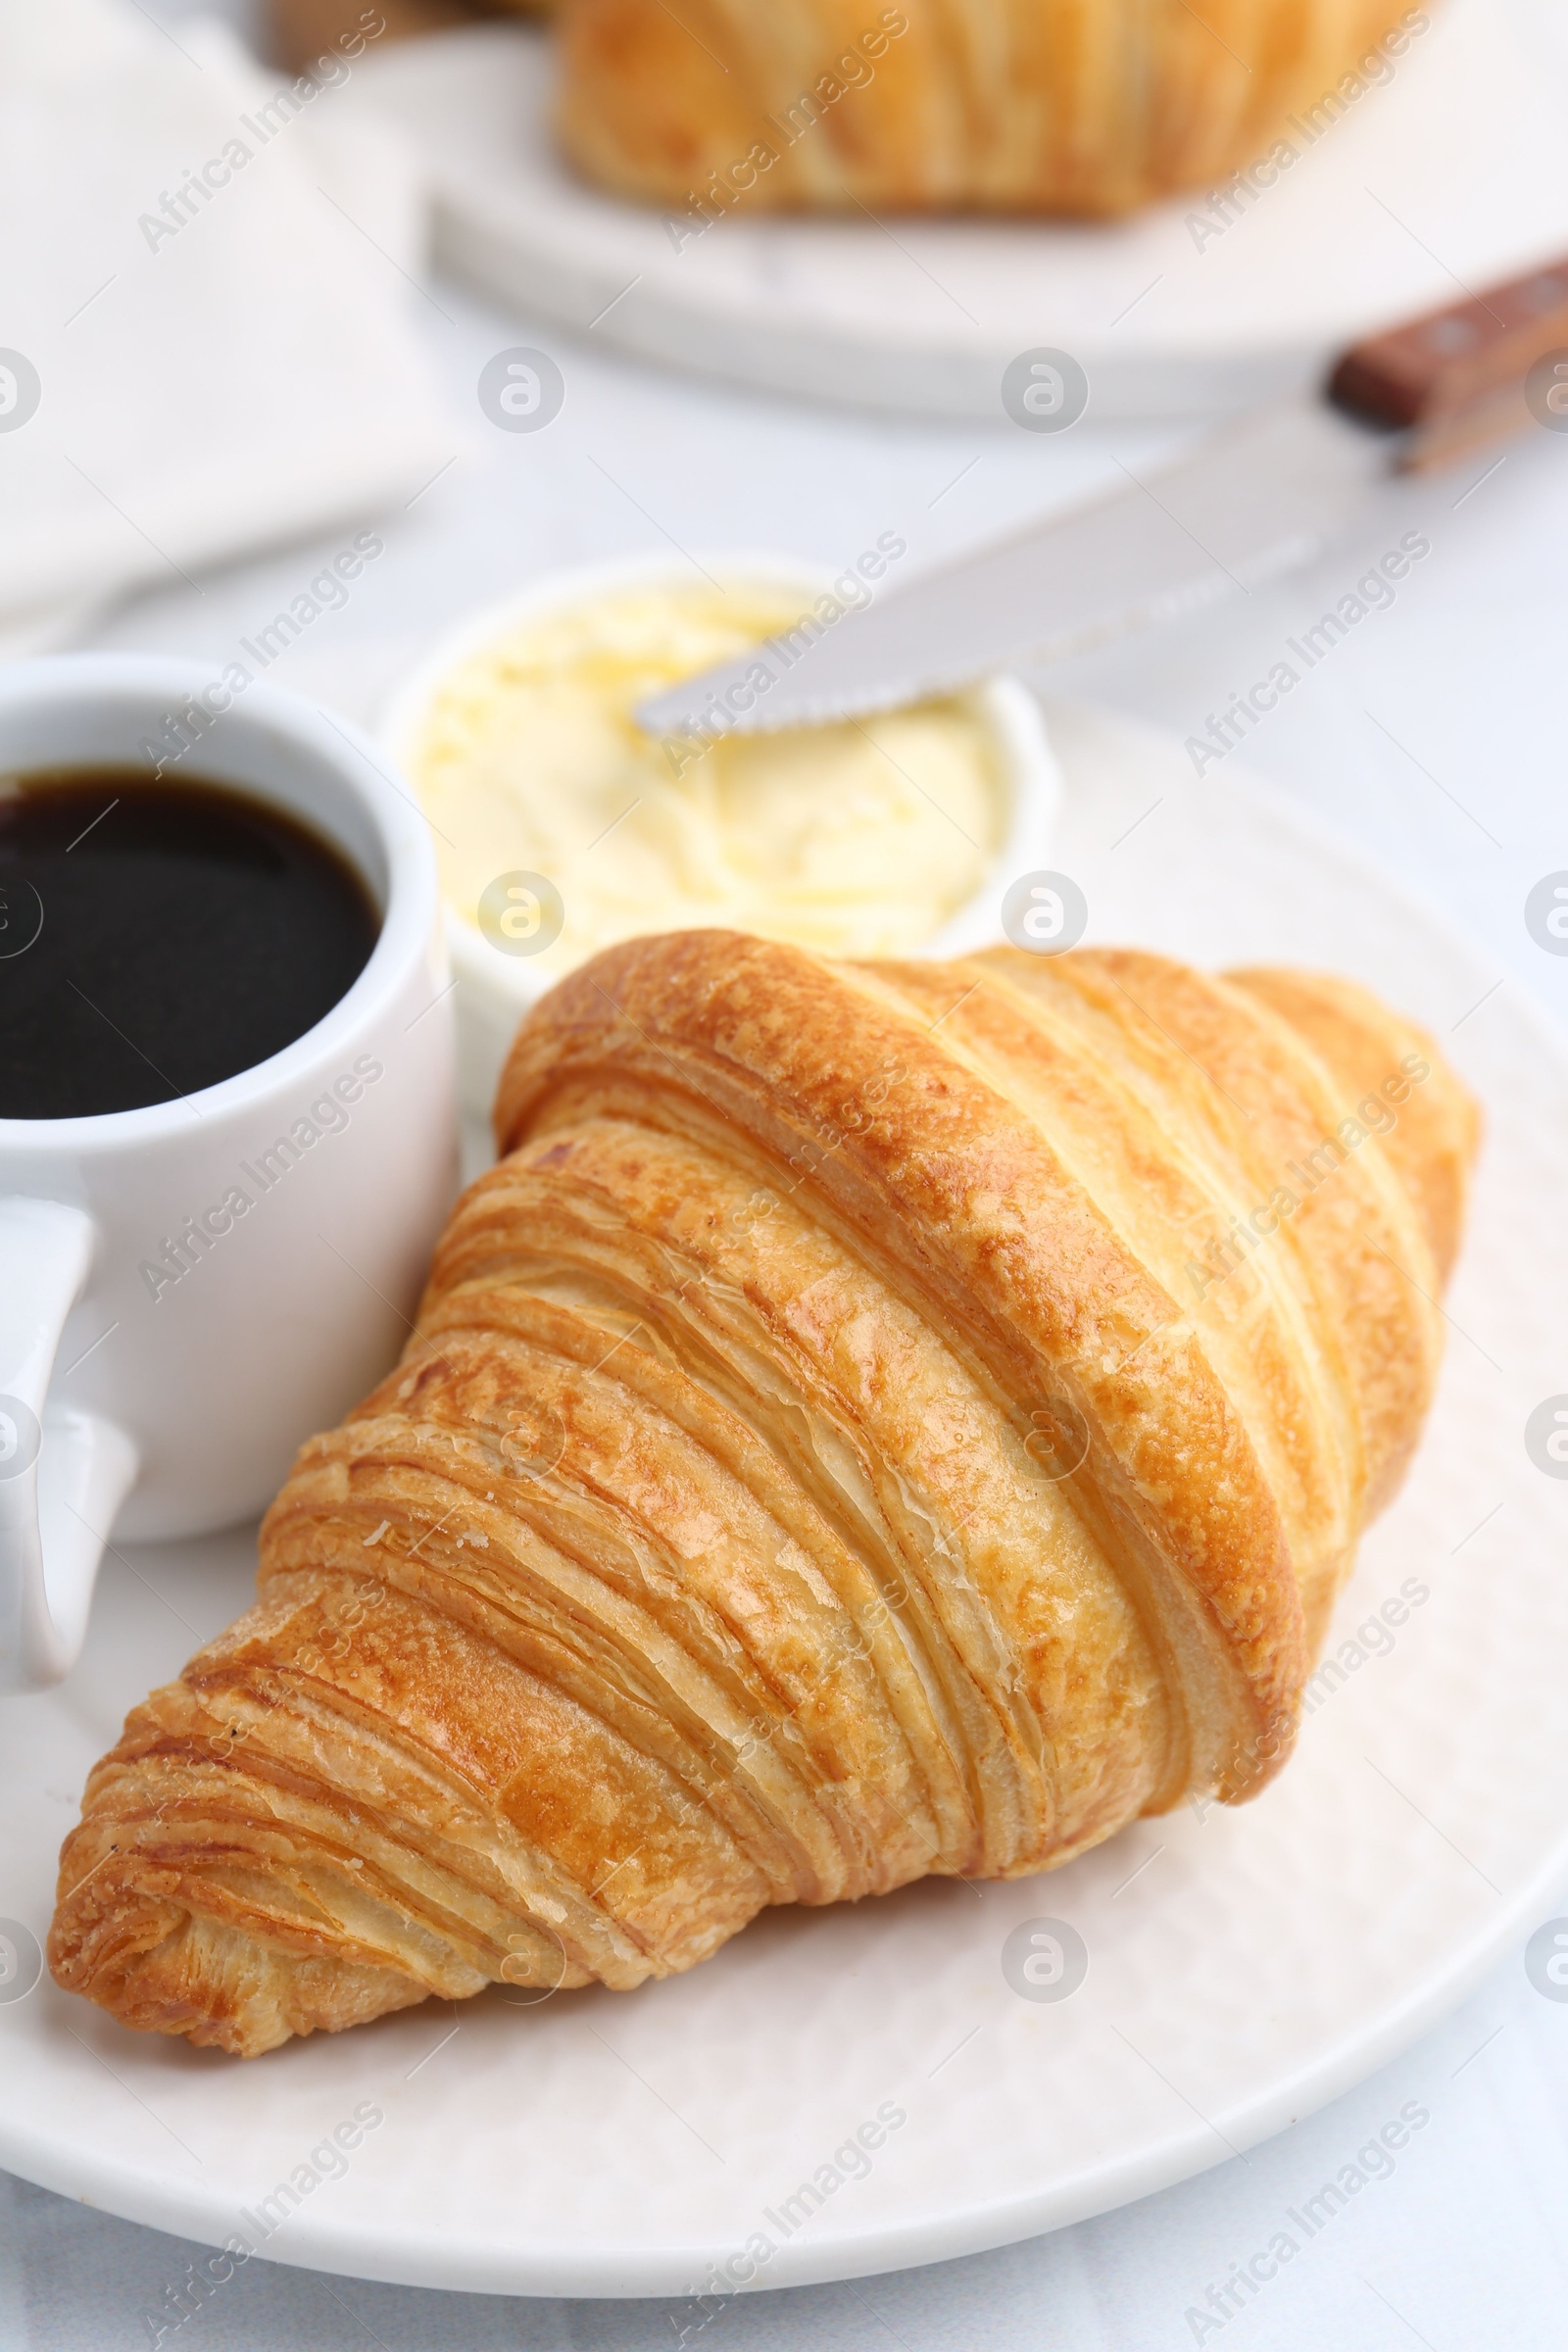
(50, 932, 1477, 2056)
(556, 0, 1421, 220)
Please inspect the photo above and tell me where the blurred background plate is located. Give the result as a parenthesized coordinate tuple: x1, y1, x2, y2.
(0, 701, 1564, 2296)
(342, 0, 1568, 419)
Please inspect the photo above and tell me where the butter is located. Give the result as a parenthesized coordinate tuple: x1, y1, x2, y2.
(406, 581, 1005, 975)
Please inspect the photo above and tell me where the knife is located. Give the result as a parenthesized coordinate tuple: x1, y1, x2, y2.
(636, 256, 1568, 741)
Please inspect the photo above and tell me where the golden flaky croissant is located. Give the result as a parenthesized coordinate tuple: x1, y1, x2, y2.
(557, 0, 1426, 220)
(51, 934, 1477, 2056)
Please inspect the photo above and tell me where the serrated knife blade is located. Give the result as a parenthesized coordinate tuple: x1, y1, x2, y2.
(633, 246, 1568, 742)
(635, 403, 1395, 739)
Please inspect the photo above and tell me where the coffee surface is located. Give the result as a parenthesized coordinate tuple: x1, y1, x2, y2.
(0, 770, 379, 1119)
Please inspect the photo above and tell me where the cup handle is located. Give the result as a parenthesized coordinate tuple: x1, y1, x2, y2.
(0, 1198, 139, 1693)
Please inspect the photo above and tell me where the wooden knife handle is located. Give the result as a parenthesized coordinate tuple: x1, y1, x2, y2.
(270, 0, 544, 72)
(1330, 256, 1568, 467)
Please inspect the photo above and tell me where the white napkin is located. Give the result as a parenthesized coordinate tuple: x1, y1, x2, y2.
(0, 0, 460, 649)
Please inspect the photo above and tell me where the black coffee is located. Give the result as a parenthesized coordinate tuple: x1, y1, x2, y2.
(0, 769, 379, 1119)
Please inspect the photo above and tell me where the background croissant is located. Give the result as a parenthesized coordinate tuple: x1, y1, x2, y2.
(557, 0, 1420, 219)
(51, 933, 1477, 2057)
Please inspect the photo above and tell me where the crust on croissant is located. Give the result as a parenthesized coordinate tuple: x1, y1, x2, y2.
(556, 0, 1419, 219)
(51, 934, 1477, 2055)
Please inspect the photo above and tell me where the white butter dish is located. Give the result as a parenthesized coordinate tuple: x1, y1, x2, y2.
(382, 552, 1062, 1120)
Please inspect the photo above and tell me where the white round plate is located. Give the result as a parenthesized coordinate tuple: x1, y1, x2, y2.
(343, 0, 1568, 418)
(2, 700, 1565, 2297)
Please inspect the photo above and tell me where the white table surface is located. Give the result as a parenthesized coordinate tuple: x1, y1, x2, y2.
(7, 2, 1568, 2343)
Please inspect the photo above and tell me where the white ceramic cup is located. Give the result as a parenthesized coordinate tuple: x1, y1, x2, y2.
(0, 656, 458, 1693)
(381, 552, 1063, 1119)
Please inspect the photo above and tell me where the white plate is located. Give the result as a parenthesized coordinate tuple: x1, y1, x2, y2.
(344, 0, 1568, 418)
(2, 700, 1565, 2298)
